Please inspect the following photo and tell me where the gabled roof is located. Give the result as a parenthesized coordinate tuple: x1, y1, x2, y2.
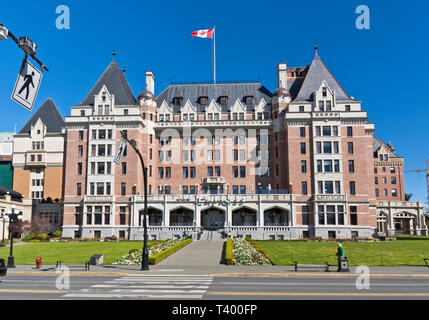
(156, 83, 272, 113)
(18, 98, 65, 134)
(78, 60, 137, 106)
(294, 54, 352, 102)
(373, 136, 400, 158)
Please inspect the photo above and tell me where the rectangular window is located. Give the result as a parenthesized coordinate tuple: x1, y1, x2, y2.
(375, 189, 379, 197)
(327, 205, 336, 225)
(300, 143, 306, 155)
(348, 160, 355, 173)
(392, 189, 398, 197)
(350, 206, 358, 225)
(208, 166, 213, 177)
(120, 214, 126, 225)
(300, 127, 306, 137)
(240, 166, 246, 178)
(98, 130, 106, 140)
(333, 126, 338, 136)
(317, 160, 323, 173)
(335, 181, 341, 194)
(324, 181, 334, 194)
(215, 166, 221, 177)
(323, 142, 332, 154)
(240, 185, 246, 194)
(233, 166, 238, 178)
(390, 167, 396, 173)
(324, 160, 332, 173)
(79, 131, 84, 140)
(347, 126, 353, 137)
(348, 142, 354, 154)
(165, 167, 171, 179)
(316, 126, 321, 137)
(333, 141, 339, 153)
(301, 181, 308, 195)
(350, 181, 356, 195)
(121, 183, 126, 196)
(391, 177, 397, 185)
(183, 167, 188, 178)
(233, 185, 239, 194)
(190, 167, 195, 178)
(301, 160, 307, 173)
(77, 183, 82, 196)
(121, 162, 127, 175)
(96, 182, 104, 195)
(78, 162, 82, 175)
(316, 142, 322, 154)
(78, 145, 83, 157)
(318, 205, 325, 225)
(158, 167, 164, 179)
(322, 126, 331, 136)
(334, 160, 340, 172)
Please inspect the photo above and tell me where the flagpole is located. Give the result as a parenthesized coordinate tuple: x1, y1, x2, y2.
(213, 26, 216, 84)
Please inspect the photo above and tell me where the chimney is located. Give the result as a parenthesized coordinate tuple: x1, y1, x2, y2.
(145, 71, 155, 95)
(277, 63, 287, 89)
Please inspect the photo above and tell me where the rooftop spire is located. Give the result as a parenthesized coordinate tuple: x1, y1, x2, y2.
(112, 49, 116, 61)
(314, 43, 318, 56)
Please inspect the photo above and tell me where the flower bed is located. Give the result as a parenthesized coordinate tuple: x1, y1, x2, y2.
(232, 238, 271, 265)
(113, 239, 183, 265)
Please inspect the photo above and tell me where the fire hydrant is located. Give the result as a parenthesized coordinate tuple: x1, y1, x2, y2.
(35, 256, 42, 269)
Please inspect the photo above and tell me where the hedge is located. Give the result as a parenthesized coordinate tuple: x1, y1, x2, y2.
(395, 235, 429, 241)
(225, 238, 234, 265)
(148, 238, 192, 265)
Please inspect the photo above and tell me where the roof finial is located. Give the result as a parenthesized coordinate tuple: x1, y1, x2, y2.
(314, 43, 318, 56)
(112, 49, 116, 61)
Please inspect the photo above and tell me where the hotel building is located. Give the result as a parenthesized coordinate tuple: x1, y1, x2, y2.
(61, 53, 427, 240)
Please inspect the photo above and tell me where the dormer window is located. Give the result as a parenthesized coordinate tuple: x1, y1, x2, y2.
(322, 87, 327, 97)
(219, 91, 228, 106)
(173, 90, 183, 107)
(245, 94, 254, 105)
(173, 97, 183, 106)
(200, 96, 208, 106)
(165, 114, 170, 122)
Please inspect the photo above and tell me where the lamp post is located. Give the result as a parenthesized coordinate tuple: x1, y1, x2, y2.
(0, 212, 8, 247)
(120, 131, 149, 271)
(5, 204, 23, 268)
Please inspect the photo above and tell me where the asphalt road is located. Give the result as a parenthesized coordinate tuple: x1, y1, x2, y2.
(1, 273, 429, 300)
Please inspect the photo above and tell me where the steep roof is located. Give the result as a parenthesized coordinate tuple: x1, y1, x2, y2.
(373, 136, 400, 158)
(18, 98, 65, 134)
(294, 54, 353, 102)
(156, 82, 272, 112)
(78, 59, 137, 106)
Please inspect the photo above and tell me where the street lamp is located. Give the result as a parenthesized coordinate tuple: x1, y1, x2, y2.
(0, 212, 8, 247)
(5, 204, 23, 268)
(120, 131, 149, 271)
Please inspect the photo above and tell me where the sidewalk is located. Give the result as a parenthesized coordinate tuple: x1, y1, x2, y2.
(6, 264, 429, 277)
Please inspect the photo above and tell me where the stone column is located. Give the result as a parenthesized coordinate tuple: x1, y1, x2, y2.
(257, 196, 264, 227)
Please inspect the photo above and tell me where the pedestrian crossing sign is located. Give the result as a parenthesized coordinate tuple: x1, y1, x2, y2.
(11, 57, 42, 111)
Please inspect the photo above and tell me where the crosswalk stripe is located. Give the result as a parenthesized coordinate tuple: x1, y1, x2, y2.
(62, 275, 213, 299)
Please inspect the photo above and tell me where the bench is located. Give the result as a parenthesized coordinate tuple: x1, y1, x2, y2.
(294, 261, 330, 272)
(56, 260, 91, 271)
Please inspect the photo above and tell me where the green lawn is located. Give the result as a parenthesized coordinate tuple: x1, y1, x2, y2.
(0, 241, 157, 265)
(253, 240, 429, 266)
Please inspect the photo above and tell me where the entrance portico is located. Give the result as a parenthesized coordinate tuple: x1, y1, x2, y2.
(201, 208, 225, 230)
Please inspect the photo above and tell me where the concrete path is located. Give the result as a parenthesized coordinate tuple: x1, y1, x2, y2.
(157, 241, 225, 267)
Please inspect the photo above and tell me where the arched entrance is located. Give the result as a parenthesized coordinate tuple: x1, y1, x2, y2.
(170, 208, 193, 226)
(377, 212, 387, 234)
(232, 207, 257, 226)
(393, 212, 416, 235)
(139, 208, 163, 226)
(264, 207, 289, 226)
(201, 208, 225, 230)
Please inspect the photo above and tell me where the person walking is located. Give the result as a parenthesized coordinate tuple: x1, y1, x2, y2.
(336, 243, 344, 271)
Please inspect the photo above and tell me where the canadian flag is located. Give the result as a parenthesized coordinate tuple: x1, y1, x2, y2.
(191, 29, 214, 38)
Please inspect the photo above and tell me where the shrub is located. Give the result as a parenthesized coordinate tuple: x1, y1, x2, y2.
(225, 238, 234, 265)
(23, 233, 36, 241)
(53, 231, 62, 238)
(395, 235, 429, 241)
(38, 233, 48, 241)
(149, 238, 193, 265)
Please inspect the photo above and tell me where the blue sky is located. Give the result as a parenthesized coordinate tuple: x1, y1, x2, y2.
(0, 0, 428, 204)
